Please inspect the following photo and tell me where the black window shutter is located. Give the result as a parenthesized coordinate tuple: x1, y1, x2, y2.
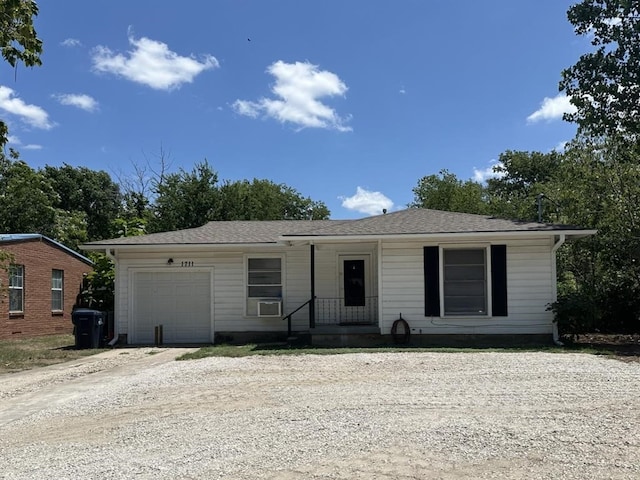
(424, 246, 440, 317)
(491, 245, 508, 316)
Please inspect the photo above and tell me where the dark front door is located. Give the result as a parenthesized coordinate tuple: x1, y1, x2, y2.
(343, 259, 365, 307)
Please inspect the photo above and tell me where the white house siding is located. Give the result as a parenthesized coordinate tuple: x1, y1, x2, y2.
(312, 243, 378, 299)
(113, 237, 553, 342)
(380, 237, 555, 335)
(113, 243, 378, 342)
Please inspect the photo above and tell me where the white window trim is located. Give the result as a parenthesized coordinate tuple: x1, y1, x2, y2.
(244, 254, 285, 318)
(52, 269, 64, 312)
(439, 244, 493, 318)
(9, 265, 24, 314)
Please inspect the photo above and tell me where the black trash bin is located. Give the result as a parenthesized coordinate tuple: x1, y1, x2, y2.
(72, 309, 104, 349)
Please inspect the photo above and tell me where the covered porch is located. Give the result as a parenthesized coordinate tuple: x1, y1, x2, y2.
(282, 243, 381, 339)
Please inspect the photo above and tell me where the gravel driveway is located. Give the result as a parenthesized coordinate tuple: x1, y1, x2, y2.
(0, 348, 639, 479)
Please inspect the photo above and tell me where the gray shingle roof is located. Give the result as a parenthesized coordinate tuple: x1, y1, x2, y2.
(84, 220, 342, 246)
(82, 209, 591, 248)
(284, 208, 585, 237)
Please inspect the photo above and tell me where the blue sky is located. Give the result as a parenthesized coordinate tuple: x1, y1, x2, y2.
(1, 0, 586, 219)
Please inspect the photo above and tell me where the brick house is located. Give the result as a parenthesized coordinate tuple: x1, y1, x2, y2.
(0, 235, 93, 340)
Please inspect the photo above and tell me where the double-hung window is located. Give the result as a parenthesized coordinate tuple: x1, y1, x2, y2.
(424, 245, 508, 317)
(52, 269, 64, 311)
(9, 265, 24, 313)
(246, 257, 282, 316)
(443, 249, 487, 315)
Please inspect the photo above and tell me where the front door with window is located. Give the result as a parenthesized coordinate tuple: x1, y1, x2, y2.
(338, 255, 372, 324)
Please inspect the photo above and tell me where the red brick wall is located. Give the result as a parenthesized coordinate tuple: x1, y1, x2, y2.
(0, 238, 93, 340)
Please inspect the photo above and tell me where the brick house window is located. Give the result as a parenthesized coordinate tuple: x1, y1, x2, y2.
(9, 265, 24, 313)
(52, 269, 64, 311)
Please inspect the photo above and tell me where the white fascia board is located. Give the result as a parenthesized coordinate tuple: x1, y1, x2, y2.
(80, 242, 284, 252)
(280, 229, 597, 243)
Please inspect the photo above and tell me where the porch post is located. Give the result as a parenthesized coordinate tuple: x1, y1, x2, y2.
(310, 243, 315, 328)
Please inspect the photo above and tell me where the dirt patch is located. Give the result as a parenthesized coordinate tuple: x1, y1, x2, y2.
(563, 333, 640, 361)
(0, 334, 105, 374)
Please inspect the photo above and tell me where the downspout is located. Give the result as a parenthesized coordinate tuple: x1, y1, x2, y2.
(551, 234, 565, 346)
(105, 248, 119, 346)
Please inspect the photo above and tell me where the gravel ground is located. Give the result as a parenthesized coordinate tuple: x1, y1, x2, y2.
(0, 349, 639, 479)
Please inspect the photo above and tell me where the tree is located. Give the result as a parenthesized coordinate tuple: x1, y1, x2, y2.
(410, 169, 488, 214)
(80, 252, 115, 310)
(149, 160, 220, 232)
(0, 153, 56, 235)
(486, 150, 563, 222)
(548, 137, 640, 332)
(560, 0, 640, 139)
(42, 164, 123, 241)
(52, 209, 88, 252)
(218, 179, 330, 220)
(0, 0, 43, 147)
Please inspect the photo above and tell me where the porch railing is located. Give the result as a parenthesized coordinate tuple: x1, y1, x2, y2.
(314, 297, 378, 326)
(282, 297, 314, 337)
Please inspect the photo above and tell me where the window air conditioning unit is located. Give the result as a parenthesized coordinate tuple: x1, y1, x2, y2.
(258, 300, 282, 317)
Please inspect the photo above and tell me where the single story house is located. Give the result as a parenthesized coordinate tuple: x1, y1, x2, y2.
(81, 208, 595, 345)
(0, 234, 93, 339)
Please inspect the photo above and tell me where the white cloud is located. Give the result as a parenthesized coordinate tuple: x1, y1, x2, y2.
(232, 99, 260, 118)
(0, 85, 53, 129)
(6, 134, 42, 150)
(92, 30, 219, 90)
(340, 187, 394, 216)
(603, 17, 622, 27)
(53, 93, 99, 112)
(61, 38, 82, 47)
(232, 60, 351, 132)
(527, 94, 577, 123)
(473, 160, 505, 183)
(553, 140, 569, 152)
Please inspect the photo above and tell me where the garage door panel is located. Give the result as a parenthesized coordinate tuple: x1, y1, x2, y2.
(132, 270, 212, 344)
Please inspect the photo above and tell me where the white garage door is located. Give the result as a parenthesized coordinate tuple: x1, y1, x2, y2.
(132, 270, 212, 344)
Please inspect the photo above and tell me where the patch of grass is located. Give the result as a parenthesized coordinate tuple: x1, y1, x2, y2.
(176, 342, 613, 361)
(0, 334, 106, 374)
(176, 343, 563, 360)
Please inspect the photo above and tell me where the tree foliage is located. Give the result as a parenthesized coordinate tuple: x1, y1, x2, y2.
(560, 0, 640, 139)
(0, 153, 56, 235)
(149, 160, 330, 232)
(549, 138, 640, 332)
(218, 179, 329, 221)
(487, 151, 563, 221)
(0, 0, 43, 147)
(150, 160, 220, 233)
(410, 169, 488, 214)
(43, 164, 123, 241)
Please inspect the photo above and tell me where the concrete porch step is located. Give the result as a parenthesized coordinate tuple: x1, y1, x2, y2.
(310, 325, 380, 335)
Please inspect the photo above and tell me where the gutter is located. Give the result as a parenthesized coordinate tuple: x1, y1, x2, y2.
(551, 234, 566, 346)
(281, 229, 597, 244)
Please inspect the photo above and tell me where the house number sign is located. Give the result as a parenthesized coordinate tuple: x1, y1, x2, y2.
(181, 261, 195, 267)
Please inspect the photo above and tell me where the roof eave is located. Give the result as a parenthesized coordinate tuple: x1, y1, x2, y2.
(80, 229, 597, 252)
(80, 242, 283, 252)
(280, 229, 598, 243)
